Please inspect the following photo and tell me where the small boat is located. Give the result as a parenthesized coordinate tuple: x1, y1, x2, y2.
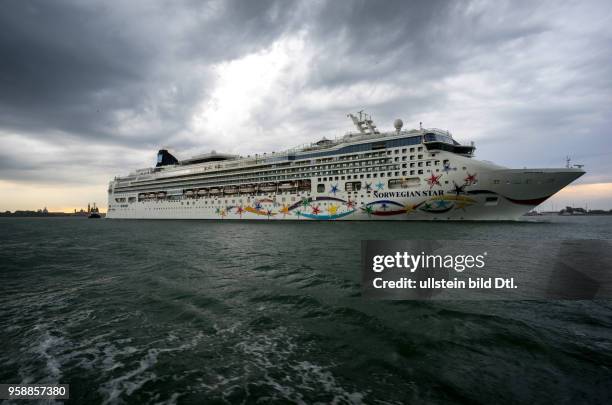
(157, 192, 166, 199)
(147, 193, 156, 199)
(278, 182, 297, 190)
(88, 203, 101, 218)
(184, 190, 194, 197)
(239, 184, 256, 193)
(223, 186, 238, 194)
(259, 183, 277, 192)
(197, 189, 208, 196)
(209, 188, 221, 195)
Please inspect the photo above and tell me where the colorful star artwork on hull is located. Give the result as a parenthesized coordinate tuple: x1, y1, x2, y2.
(442, 162, 457, 173)
(427, 173, 442, 189)
(464, 172, 477, 185)
(210, 186, 488, 220)
(451, 181, 466, 196)
(415, 195, 478, 213)
(245, 200, 277, 217)
(360, 194, 479, 217)
(362, 200, 406, 216)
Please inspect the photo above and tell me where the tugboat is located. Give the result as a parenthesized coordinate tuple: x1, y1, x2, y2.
(88, 202, 101, 219)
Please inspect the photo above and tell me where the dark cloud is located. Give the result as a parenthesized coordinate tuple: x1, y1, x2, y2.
(0, 0, 296, 146)
(0, 0, 611, 197)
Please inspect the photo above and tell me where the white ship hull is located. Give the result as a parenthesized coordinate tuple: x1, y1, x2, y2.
(107, 168, 583, 221)
(106, 113, 584, 221)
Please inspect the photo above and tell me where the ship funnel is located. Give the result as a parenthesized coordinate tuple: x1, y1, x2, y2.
(156, 149, 179, 167)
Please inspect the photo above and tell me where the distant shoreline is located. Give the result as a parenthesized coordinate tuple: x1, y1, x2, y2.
(0, 211, 106, 218)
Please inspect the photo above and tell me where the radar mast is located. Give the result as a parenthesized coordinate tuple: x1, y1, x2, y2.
(347, 111, 380, 135)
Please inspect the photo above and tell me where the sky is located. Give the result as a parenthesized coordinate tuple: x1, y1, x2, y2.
(1, 0, 611, 212)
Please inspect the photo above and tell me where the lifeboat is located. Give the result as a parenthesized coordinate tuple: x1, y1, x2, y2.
(138, 193, 147, 199)
(147, 193, 156, 199)
(278, 181, 297, 190)
(197, 189, 208, 196)
(239, 184, 256, 193)
(223, 186, 238, 194)
(184, 190, 194, 197)
(259, 183, 277, 192)
(156, 192, 166, 199)
(298, 180, 311, 190)
(209, 188, 221, 195)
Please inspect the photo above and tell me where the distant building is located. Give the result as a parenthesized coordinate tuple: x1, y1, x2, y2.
(559, 206, 587, 215)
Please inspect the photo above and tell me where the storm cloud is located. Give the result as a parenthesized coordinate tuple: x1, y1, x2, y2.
(1, 0, 611, 209)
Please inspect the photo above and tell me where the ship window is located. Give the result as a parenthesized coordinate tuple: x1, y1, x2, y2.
(418, 170, 423, 174)
(345, 181, 362, 191)
(418, 147, 423, 151)
(317, 184, 324, 192)
(486, 197, 498, 202)
(402, 148, 407, 153)
(410, 155, 415, 160)
(410, 148, 415, 152)
(389, 177, 420, 189)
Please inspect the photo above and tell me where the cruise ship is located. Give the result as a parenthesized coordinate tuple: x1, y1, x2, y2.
(107, 112, 584, 220)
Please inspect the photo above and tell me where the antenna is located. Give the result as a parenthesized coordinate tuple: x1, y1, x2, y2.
(419, 122, 423, 130)
(565, 156, 571, 168)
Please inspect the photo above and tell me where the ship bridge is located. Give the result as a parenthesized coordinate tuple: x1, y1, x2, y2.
(423, 130, 475, 156)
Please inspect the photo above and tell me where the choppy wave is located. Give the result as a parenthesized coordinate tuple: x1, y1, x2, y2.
(1, 217, 612, 403)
